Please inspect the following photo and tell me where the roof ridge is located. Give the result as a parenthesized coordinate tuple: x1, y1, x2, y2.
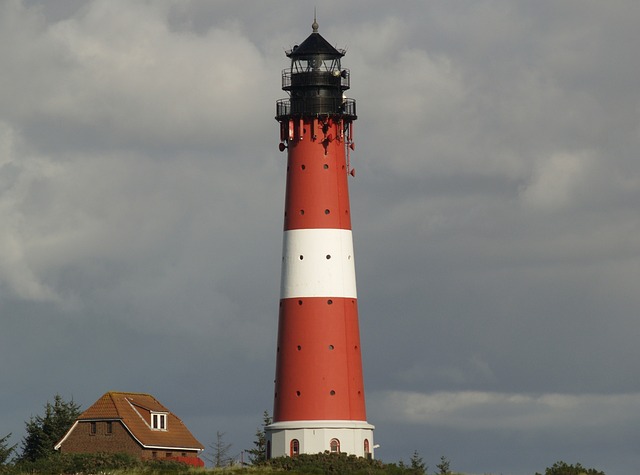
(126, 397, 153, 430)
(106, 391, 154, 397)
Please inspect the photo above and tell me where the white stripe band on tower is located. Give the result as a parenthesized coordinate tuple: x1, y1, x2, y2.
(281, 228, 357, 299)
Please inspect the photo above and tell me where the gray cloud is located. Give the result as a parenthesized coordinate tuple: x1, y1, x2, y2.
(1, 1, 639, 474)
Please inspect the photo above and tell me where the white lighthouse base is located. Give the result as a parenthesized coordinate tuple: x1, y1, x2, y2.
(266, 420, 374, 459)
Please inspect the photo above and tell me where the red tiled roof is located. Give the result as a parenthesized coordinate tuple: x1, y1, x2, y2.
(78, 392, 204, 450)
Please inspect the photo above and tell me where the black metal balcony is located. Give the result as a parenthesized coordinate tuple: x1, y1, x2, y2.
(276, 97, 356, 120)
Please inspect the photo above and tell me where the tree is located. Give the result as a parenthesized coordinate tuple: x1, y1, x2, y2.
(536, 460, 606, 475)
(19, 394, 81, 462)
(436, 455, 451, 474)
(206, 431, 233, 468)
(0, 433, 17, 465)
(409, 450, 427, 474)
(246, 410, 272, 465)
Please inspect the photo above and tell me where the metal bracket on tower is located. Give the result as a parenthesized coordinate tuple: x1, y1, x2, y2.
(346, 121, 356, 177)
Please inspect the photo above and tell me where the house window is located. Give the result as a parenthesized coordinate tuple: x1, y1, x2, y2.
(330, 438, 340, 454)
(106, 421, 113, 434)
(90, 422, 96, 435)
(364, 439, 370, 454)
(290, 439, 300, 456)
(151, 413, 167, 431)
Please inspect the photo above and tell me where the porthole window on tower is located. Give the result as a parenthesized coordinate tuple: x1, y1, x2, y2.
(290, 439, 300, 456)
(330, 438, 340, 454)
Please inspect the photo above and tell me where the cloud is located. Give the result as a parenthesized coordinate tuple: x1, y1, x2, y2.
(2, 0, 273, 153)
(0, 121, 60, 301)
(520, 151, 594, 209)
(370, 389, 640, 432)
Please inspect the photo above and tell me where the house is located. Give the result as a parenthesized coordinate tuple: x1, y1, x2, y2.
(55, 391, 205, 467)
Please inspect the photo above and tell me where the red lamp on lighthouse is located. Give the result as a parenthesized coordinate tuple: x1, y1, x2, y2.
(265, 18, 374, 459)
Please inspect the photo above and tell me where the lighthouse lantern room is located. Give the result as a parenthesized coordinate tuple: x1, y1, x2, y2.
(266, 18, 374, 460)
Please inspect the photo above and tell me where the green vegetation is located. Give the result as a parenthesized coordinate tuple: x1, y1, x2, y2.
(435, 455, 450, 474)
(18, 394, 81, 463)
(535, 460, 606, 475)
(0, 452, 608, 475)
(0, 434, 17, 466)
(0, 452, 442, 474)
(8, 452, 199, 474)
(409, 450, 427, 474)
(245, 411, 272, 466)
(266, 452, 421, 474)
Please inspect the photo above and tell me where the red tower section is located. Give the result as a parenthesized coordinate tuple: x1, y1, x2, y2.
(266, 19, 374, 459)
(275, 116, 365, 422)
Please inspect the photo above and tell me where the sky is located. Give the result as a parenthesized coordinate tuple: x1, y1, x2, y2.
(1, 1, 639, 473)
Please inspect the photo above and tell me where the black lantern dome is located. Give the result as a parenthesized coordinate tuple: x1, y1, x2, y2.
(276, 20, 356, 120)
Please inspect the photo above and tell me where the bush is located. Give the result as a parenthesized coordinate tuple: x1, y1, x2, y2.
(536, 460, 606, 475)
(10, 452, 197, 474)
(266, 452, 425, 475)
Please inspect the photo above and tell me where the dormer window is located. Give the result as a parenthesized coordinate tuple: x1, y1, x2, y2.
(151, 412, 167, 431)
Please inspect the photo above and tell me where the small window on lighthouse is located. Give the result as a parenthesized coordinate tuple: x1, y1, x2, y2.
(330, 438, 340, 454)
(290, 439, 300, 456)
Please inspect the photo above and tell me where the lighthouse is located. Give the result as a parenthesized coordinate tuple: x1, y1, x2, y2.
(265, 18, 375, 459)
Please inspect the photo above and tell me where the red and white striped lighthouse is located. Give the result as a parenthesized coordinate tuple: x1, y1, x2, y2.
(265, 19, 374, 459)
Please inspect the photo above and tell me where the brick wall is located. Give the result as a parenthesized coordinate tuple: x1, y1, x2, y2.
(60, 420, 144, 456)
(59, 420, 199, 460)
